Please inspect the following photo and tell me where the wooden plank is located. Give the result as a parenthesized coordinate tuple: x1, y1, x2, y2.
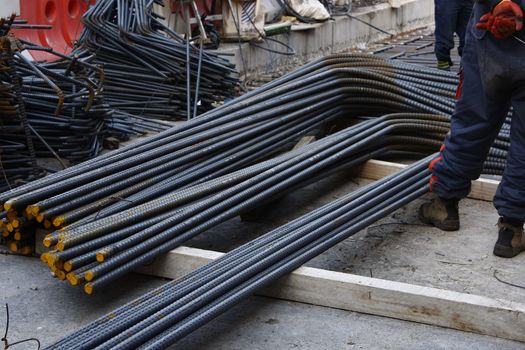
(352, 159, 500, 202)
(137, 246, 525, 343)
(351, 159, 407, 180)
(470, 178, 501, 202)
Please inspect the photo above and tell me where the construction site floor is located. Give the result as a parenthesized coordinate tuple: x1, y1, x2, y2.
(1, 169, 524, 349)
(0, 255, 522, 349)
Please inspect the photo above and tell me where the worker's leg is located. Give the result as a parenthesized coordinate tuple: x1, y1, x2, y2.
(420, 8, 512, 231)
(455, 0, 474, 57)
(430, 30, 511, 200)
(493, 90, 525, 257)
(486, 2, 525, 258)
(434, 0, 460, 68)
(494, 96, 525, 222)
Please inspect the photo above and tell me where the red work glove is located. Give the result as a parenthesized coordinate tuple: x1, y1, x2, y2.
(476, 0, 523, 39)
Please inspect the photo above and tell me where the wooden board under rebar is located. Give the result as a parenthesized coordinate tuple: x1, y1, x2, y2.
(352, 159, 500, 201)
(137, 246, 525, 343)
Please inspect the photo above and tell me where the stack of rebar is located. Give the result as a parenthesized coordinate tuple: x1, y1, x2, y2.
(106, 110, 173, 138)
(0, 14, 175, 194)
(75, 0, 239, 120)
(46, 153, 434, 350)
(0, 52, 511, 348)
(46, 114, 454, 291)
(0, 17, 105, 252)
(0, 53, 510, 283)
(0, 16, 41, 192)
(17, 55, 107, 163)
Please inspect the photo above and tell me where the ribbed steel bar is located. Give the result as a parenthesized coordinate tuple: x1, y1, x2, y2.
(34, 48, 516, 349)
(46, 154, 432, 350)
(2, 53, 511, 295)
(76, 0, 238, 120)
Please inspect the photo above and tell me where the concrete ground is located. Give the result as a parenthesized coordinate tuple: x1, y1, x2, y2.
(187, 170, 525, 304)
(0, 255, 523, 350)
(2, 169, 524, 349)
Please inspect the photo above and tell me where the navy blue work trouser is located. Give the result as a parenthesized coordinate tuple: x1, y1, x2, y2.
(434, 0, 475, 63)
(431, 2, 525, 222)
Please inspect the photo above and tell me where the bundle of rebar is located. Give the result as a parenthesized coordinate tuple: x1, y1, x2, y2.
(44, 141, 435, 349)
(75, 0, 239, 120)
(50, 114, 456, 291)
(0, 17, 106, 252)
(0, 14, 175, 196)
(1, 16, 42, 192)
(0, 51, 508, 348)
(0, 53, 510, 285)
(42, 149, 487, 349)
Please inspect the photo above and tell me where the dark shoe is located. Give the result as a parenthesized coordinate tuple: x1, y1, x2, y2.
(418, 195, 460, 231)
(493, 218, 525, 258)
(437, 60, 451, 71)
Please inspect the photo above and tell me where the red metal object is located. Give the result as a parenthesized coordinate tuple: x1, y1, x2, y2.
(12, 0, 95, 61)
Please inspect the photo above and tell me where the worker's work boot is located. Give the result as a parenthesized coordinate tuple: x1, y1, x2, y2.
(493, 218, 525, 258)
(437, 60, 452, 71)
(418, 195, 460, 231)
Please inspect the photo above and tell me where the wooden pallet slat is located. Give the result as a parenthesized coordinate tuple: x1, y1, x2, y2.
(352, 159, 500, 202)
(137, 246, 525, 343)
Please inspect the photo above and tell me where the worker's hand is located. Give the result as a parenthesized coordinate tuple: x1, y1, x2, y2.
(476, 0, 523, 39)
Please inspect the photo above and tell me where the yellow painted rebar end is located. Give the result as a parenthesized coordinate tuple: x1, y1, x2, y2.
(30, 205, 40, 216)
(53, 217, 64, 228)
(96, 251, 106, 263)
(8, 242, 17, 252)
(14, 231, 22, 241)
(84, 283, 93, 295)
(85, 271, 95, 282)
(3, 200, 12, 211)
(46, 254, 58, 268)
(66, 272, 79, 286)
(43, 220, 52, 229)
(20, 246, 32, 255)
(56, 269, 66, 281)
(43, 235, 54, 248)
(36, 214, 44, 223)
(63, 260, 73, 272)
(56, 241, 65, 251)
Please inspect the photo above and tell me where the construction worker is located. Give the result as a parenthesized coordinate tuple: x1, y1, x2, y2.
(419, 0, 525, 257)
(434, 0, 475, 70)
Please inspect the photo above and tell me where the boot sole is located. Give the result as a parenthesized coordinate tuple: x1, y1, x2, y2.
(418, 207, 460, 231)
(493, 244, 523, 258)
